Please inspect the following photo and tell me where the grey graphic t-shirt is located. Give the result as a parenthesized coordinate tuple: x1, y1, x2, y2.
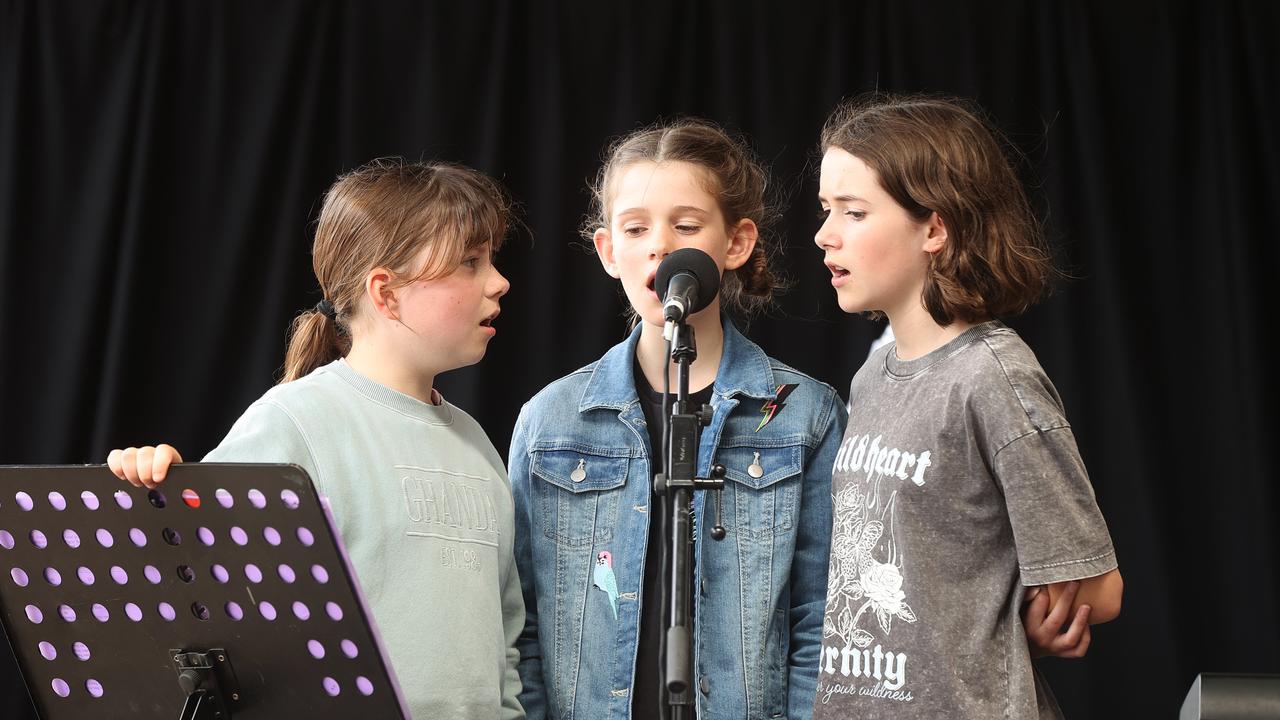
(814, 322, 1116, 719)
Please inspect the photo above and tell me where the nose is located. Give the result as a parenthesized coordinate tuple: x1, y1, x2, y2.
(647, 225, 676, 260)
(814, 213, 840, 251)
(489, 266, 511, 298)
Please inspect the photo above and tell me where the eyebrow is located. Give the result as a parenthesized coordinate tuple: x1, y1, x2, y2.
(616, 205, 713, 217)
(819, 193, 869, 204)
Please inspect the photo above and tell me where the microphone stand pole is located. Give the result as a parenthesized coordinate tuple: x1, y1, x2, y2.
(654, 319, 725, 720)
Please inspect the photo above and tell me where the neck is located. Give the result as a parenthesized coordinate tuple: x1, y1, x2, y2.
(635, 303, 725, 393)
(344, 336, 439, 405)
(885, 303, 978, 361)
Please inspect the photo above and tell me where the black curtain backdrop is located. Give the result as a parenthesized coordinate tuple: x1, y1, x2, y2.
(2, 1, 1277, 717)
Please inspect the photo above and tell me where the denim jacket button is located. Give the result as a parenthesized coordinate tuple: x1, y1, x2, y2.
(699, 676, 710, 695)
(570, 459, 586, 483)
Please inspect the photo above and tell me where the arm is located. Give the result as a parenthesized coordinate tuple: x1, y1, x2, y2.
(507, 406, 547, 720)
(786, 394, 847, 720)
(498, 530, 527, 719)
(1045, 568, 1123, 624)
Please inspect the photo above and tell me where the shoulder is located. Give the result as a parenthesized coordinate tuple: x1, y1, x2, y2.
(960, 326, 1068, 433)
(440, 400, 507, 472)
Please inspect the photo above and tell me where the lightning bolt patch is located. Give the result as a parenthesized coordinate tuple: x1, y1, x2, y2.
(756, 383, 799, 432)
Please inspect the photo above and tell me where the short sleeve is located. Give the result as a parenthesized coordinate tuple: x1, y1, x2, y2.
(201, 400, 325, 495)
(993, 425, 1118, 586)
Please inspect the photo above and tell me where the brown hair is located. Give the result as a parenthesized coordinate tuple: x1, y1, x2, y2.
(281, 158, 511, 382)
(585, 118, 782, 318)
(820, 93, 1053, 325)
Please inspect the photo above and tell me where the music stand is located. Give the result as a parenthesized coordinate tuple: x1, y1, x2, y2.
(0, 464, 408, 719)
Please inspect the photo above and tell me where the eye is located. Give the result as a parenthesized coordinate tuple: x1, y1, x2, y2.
(817, 208, 831, 220)
(845, 210, 867, 221)
(461, 255, 481, 268)
(675, 224, 702, 234)
(622, 225, 647, 238)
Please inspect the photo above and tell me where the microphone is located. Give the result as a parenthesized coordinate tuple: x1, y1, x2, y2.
(655, 248, 721, 324)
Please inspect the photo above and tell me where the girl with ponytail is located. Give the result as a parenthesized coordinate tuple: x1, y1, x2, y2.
(107, 159, 525, 719)
(508, 119, 846, 720)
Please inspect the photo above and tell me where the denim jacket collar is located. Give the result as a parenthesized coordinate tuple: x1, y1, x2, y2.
(578, 316, 778, 412)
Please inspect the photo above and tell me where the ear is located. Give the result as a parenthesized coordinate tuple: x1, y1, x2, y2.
(722, 218, 759, 271)
(363, 267, 399, 320)
(922, 211, 948, 254)
(592, 227, 621, 279)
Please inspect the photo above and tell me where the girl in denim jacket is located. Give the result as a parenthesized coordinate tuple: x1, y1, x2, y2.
(509, 120, 847, 720)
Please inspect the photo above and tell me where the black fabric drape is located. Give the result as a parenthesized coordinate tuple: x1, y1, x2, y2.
(2, 1, 1277, 717)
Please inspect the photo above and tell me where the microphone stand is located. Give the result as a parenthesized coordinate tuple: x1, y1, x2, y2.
(654, 319, 726, 720)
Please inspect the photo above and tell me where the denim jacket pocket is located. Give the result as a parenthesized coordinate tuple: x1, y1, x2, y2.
(531, 446, 629, 547)
(714, 443, 804, 538)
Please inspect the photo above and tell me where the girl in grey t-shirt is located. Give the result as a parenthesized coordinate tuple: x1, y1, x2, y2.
(811, 94, 1123, 719)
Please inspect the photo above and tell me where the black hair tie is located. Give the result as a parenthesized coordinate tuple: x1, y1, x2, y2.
(314, 299, 338, 321)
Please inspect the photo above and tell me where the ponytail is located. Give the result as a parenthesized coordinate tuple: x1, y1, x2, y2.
(280, 303, 349, 383)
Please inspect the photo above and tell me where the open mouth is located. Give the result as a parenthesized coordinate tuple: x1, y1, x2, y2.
(480, 309, 499, 327)
(825, 261, 850, 280)
(645, 272, 658, 297)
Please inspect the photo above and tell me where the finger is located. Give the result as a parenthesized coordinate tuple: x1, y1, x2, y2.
(152, 444, 182, 483)
(1045, 581, 1081, 631)
(119, 448, 142, 487)
(1068, 623, 1093, 658)
(106, 449, 125, 480)
(1023, 585, 1043, 605)
(1024, 587, 1050, 627)
(135, 447, 156, 488)
(1052, 605, 1091, 651)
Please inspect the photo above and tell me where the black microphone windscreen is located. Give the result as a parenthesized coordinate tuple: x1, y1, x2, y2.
(654, 248, 721, 315)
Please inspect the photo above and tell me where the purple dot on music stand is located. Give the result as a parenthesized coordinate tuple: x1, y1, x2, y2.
(191, 602, 210, 621)
(58, 604, 76, 622)
(0, 530, 14, 549)
(81, 491, 100, 510)
(48, 492, 67, 511)
(161, 527, 181, 546)
(292, 601, 310, 621)
(86, 679, 104, 698)
(356, 676, 373, 696)
(259, 601, 277, 621)
(311, 565, 329, 584)
(44, 567, 61, 586)
(96, 528, 114, 548)
(77, 566, 95, 585)
(144, 565, 162, 584)
(197, 527, 215, 546)
(325, 602, 343, 621)
(177, 565, 195, 583)
(30, 529, 47, 548)
(111, 566, 128, 584)
(147, 490, 166, 509)
(25, 604, 43, 623)
(158, 602, 175, 621)
(263, 526, 281, 546)
(278, 564, 296, 584)
(211, 564, 229, 583)
(129, 528, 147, 547)
(230, 526, 248, 546)
(51, 678, 70, 698)
(245, 564, 262, 583)
(247, 489, 266, 509)
(63, 529, 81, 548)
(297, 527, 315, 546)
(225, 601, 243, 621)
(39, 641, 56, 660)
(11, 567, 29, 586)
(73, 642, 90, 661)
(91, 603, 109, 622)
(124, 603, 142, 622)
(307, 639, 325, 659)
(322, 677, 340, 697)
(113, 491, 133, 510)
(281, 489, 300, 509)
(16, 492, 34, 511)
(215, 488, 233, 508)
(341, 639, 358, 658)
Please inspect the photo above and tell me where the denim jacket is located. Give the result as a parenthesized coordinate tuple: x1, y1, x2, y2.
(509, 318, 846, 720)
